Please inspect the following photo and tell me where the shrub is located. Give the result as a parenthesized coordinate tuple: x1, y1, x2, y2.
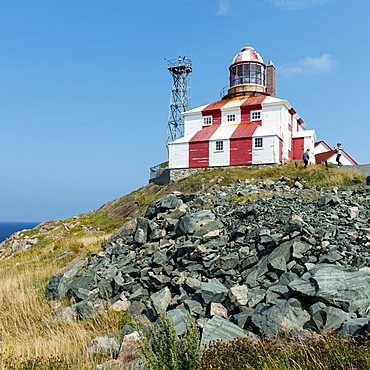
(138, 310, 200, 370)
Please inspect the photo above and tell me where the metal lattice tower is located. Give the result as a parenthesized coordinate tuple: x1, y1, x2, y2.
(165, 56, 192, 157)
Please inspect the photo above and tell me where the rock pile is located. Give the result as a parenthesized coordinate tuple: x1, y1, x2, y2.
(45, 178, 370, 366)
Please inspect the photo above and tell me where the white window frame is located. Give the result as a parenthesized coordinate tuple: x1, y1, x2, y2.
(251, 110, 261, 121)
(254, 137, 263, 149)
(215, 141, 224, 152)
(203, 116, 212, 126)
(227, 114, 236, 122)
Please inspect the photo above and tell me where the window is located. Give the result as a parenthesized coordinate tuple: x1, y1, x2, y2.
(251, 110, 261, 120)
(254, 137, 263, 148)
(227, 114, 235, 122)
(215, 141, 224, 151)
(230, 63, 265, 87)
(203, 116, 212, 126)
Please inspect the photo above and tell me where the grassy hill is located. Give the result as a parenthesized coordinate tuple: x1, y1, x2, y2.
(0, 164, 365, 369)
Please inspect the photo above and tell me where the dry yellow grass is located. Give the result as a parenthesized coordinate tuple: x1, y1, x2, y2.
(0, 231, 124, 369)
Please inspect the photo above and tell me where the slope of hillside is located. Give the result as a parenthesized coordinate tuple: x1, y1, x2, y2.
(0, 164, 366, 369)
(92, 164, 366, 220)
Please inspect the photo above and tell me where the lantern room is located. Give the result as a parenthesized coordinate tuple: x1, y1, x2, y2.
(224, 46, 276, 99)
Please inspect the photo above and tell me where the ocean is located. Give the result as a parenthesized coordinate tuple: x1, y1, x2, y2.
(0, 222, 40, 243)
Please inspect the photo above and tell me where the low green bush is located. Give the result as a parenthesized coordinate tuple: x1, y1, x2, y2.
(138, 310, 200, 370)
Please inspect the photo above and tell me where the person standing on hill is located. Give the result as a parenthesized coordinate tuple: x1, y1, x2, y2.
(302, 149, 310, 168)
(335, 143, 343, 166)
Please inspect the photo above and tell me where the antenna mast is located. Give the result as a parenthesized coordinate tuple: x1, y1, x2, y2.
(165, 56, 192, 157)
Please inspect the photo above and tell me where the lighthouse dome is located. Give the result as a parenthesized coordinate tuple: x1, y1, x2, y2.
(232, 46, 264, 65)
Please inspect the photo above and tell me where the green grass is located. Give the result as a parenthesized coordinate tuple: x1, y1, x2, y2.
(135, 193, 162, 207)
(78, 213, 124, 233)
(171, 164, 365, 192)
(229, 194, 259, 204)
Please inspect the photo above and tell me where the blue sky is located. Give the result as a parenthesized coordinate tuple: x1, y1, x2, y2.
(1, 0, 369, 222)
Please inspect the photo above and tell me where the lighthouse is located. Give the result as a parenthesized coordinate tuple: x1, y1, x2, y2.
(164, 46, 356, 176)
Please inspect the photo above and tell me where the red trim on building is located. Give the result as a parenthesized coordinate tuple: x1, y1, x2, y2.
(314, 141, 332, 150)
(315, 150, 336, 163)
(316, 150, 358, 165)
(279, 139, 283, 163)
(292, 137, 304, 160)
(288, 108, 296, 115)
(240, 96, 265, 125)
(203, 100, 229, 111)
(201, 100, 229, 125)
(190, 125, 219, 142)
(229, 121, 258, 166)
(189, 141, 209, 168)
(342, 150, 358, 165)
(230, 138, 253, 165)
(240, 95, 266, 107)
(230, 122, 259, 138)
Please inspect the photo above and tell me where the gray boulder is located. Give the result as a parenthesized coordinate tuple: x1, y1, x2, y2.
(317, 194, 341, 207)
(134, 217, 149, 244)
(69, 272, 97, 299)
(200, 281, 228, 305)
(338, 318, 370, 337)
(176, 210, 215, 236)
(310, 305, 353, 334)
(45, 275, 71, 300)
(74, 300, 102, 319)
(251, 298, 310, 338)
(145, 194, 183, 219)
(244, 237, 295, 287)
(109, 218, 138, 240)
(167, 307, 189, 335)
(201, 315, 259, 347)
(81, 333, 120, 356)
(289, 264, 370, 313)
(47, 305, 77, 325)
(150, 286, 172, 314)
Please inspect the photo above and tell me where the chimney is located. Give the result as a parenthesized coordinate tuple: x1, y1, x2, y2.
(266, 60, 276, 97)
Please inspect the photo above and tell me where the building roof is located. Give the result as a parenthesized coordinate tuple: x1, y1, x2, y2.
(240, 95, 266, 108)
(315, 150, 336, 163)
(314, 141, 332, 150)
(232, 46, 264, 65)
(315, 149, 358, 165)
(230, 122, 259, 138)
(182, 95, 294, 116)
(189, 125, 219, 142)
(293, 129, 316, 140)
(211, 123, 239, 140)
(170, 120, 279, 145)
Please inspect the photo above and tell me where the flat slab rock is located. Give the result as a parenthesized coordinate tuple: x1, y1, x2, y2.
(289, 264, 370, 312)
(201, 315, 259, 347)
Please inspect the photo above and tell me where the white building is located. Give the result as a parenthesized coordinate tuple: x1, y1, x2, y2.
(168, 46, 317, 169)
(314, 141, 357, 166)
